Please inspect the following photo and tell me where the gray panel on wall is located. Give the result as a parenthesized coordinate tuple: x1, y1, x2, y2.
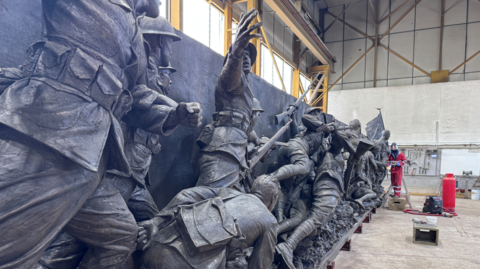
(343, 38, 366, 83)
(326, 41, 344, 84)
(465, 72, 480, 80)
(330, 84, 342, 91)
(365, 80, 387, 88)
(388, 78, 412, 87)
(465, 22, 480, 72)
(388, 31, 414, 79)
(284, 28, 294, 61)
(444, 0, 467, 25)
(367, 0, 390, 36)
(442, 24, 466, 73)
(307, 0, 316, 16)
(343, 82, 365, 90)
(300, 43, 307, 72)
(449, 73, 464, 82)
(413, 76, 430, 85)
(235, 2, 248, 13)
(468, 0, 480, 23)
(313, 1, 320, 23)
(0, 0, 43, 68)
(390, 0, 416, 33)
(365, 38, 389, 81)
(324, 6, 345, 42)
(344, 0, 367, 40)
(274, 14, 285, 51)
(413, 28, 439, 77)
(263, 9, 275, 48)
(415, 0, 441, 30)
(367, 0, 391, 36)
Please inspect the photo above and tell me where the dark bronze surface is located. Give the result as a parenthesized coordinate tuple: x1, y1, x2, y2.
(0, 3, 389, 268)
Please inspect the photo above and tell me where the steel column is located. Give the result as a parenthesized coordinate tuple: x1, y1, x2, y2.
(224, 2, 233, 56)
(170, 0, 183, 31)
(248, 0, 262, 76)
(439, 0, 445, 70)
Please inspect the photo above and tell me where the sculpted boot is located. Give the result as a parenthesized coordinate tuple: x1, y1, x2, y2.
(276, 219, 316, 269)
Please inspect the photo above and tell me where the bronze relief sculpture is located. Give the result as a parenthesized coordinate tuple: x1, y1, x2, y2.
(0, 3, 392, 268)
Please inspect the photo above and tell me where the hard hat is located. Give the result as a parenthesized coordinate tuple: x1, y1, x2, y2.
(252, 98, 264, 112)
(139, 16, 182, 41)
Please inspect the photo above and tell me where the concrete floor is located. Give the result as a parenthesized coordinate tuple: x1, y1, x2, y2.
(335, 196, 480, 268)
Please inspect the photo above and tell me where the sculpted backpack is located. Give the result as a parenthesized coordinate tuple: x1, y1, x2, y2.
(175, 197, 241, 255)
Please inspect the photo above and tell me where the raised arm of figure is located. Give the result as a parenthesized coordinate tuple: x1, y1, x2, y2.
(219, 8, 262, 94)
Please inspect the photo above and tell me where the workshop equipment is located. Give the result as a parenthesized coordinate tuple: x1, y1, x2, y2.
(442, 173, 456, 211)
(463, 170, 473, 199)
(413, 223, 439, 246)
(388, 197, 406, 211)
(381, 176, 412, 209)
(471, 176, 480, 200)
(422, 196, 443, 214)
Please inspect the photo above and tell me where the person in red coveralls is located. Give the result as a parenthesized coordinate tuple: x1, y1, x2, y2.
(388, 142, 406, 197)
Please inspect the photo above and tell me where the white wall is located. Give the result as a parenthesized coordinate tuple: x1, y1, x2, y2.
(328, 80, 480, 146)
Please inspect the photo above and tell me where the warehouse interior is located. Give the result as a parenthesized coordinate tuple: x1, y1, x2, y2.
(162, 0, 480, 267)
(0, 0, 479, 268)
(160, 1, 480, 186)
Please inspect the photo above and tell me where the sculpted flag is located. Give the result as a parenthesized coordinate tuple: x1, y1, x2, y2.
(366, 110, 385, 141)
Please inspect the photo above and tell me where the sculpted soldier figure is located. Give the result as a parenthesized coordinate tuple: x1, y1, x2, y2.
(142, 175, 279, 269)
(0, 1, 203, 268)
(34, 13, 201, 269)
(276, 127, 357, 269)
(271, 108, 334, 220)
(196, 9, 263, 190)
(373, 130, 390, 190)
(141, 15, 181, 95)
(272, 108, 332, 181)
(348, 150, 378, 209)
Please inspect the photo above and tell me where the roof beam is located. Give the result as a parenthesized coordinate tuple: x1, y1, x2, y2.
(264, 0, 335, 71)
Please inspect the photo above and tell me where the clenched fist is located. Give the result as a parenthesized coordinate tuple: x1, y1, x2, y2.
(176, 102, 203, 128)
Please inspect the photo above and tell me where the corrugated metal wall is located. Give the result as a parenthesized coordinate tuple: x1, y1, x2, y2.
(323, 0, 480, 91)
(261, 1, 320, 74)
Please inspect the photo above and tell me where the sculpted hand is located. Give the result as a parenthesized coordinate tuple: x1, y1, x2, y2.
(136, 218, 160, 251)
(232, 8, 263, 58)
(176, 102, 203, 128)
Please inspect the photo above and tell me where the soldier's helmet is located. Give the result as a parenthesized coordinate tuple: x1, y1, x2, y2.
(305, 107, 321, 115)
(139, 16, 182, 41)
(158, 63, 177, 73)
(252, 98, 264, 113)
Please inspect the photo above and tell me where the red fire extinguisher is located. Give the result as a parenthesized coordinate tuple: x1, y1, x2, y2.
(443, 173, 456, 212)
